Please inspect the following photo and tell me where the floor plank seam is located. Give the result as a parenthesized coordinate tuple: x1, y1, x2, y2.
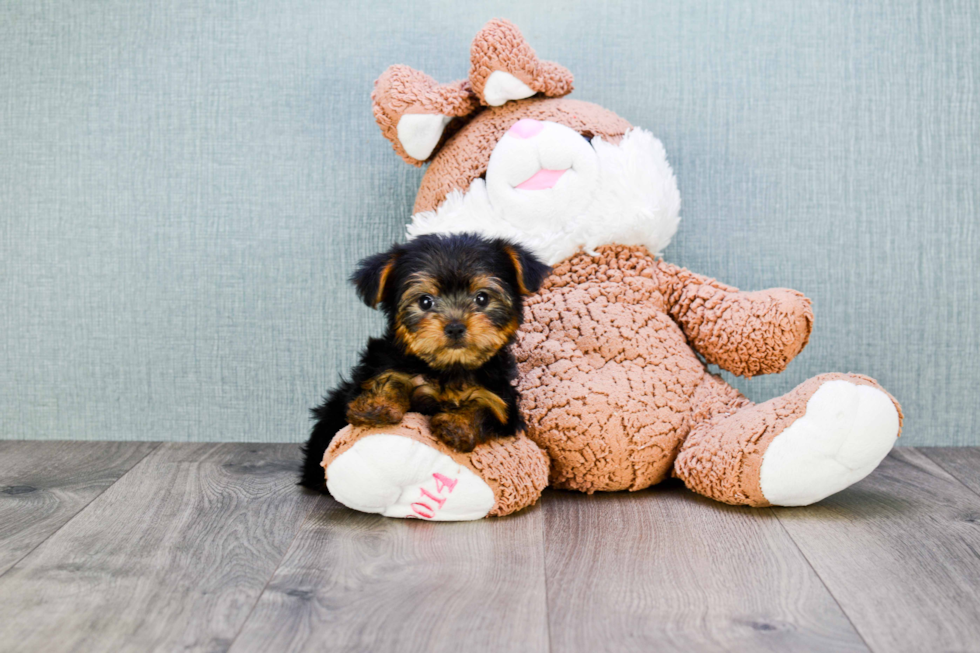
(0, 441, 163, 583)
(540, 496, 554, 653)
(224, 493, 327, 653)
(769, 507, 875, 653)
(917, 450, 980, 502)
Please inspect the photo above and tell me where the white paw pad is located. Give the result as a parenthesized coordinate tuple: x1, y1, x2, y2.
(325, 434, 495, 521)
(760, 381, 900, 506)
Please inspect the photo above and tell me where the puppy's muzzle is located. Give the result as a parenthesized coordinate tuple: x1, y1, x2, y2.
(444, 321, 467, 343)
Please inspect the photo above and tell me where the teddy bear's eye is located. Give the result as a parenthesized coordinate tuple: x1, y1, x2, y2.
(474, 291, 490, 307)
(418, 295, 434, 311)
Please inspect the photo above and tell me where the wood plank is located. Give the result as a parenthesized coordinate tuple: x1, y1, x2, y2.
(229, 497, 549, 653)
(0, 441, 158, 576)
(0, 442, 319, 653)
(775, 449, 980, 653)
(919, 447, 980, 497)
(543, 482, 867, 653)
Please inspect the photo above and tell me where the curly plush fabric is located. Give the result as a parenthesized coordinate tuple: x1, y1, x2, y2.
(468, 18, 574, 106)
(372, 65, 480, 166)
(515, 246, 704, 491)
(513, 246, 899, 502)
(656, 261, 814, 378)
(512, 245, 798, 493)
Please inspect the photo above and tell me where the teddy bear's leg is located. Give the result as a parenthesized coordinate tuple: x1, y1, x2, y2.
(674, 373, 902, 507)
(321, 413, 549, 521)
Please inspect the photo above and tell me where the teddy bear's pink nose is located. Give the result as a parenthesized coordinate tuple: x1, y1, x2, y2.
(508, 118, 545, 139)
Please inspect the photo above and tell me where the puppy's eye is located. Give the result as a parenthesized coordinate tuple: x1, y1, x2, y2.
(418, 295, 434, 311)
(474, 291, 490, 307)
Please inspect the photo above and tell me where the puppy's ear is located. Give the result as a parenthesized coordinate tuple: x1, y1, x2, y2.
(351, 246, 401, 308)
(500, 242, 550, 296)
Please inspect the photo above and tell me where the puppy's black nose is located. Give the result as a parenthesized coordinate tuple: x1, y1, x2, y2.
(444, 321, 466, 340)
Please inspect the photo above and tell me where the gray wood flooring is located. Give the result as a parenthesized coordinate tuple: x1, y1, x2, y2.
(0, 443, 978, 653)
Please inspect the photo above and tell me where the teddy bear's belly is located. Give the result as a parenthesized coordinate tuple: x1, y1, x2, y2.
(515, 274, 707, 493)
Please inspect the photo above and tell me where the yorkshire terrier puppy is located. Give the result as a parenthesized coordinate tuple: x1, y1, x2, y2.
(299, 233, 550, 492)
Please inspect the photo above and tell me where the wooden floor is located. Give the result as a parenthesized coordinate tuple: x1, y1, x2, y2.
(0, 444, 978, 653)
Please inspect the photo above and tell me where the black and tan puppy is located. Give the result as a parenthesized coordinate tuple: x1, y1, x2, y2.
(299, 233, 550, 492)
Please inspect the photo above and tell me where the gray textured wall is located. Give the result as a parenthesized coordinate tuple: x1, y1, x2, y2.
(1, 1, 978, 444)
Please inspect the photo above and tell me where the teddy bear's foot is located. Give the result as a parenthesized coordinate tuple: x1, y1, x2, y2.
(326, 432, 495, 521)
(757, 377, 901, 506)
(322, 413, 549, 521)
(675, 373, 902, 507)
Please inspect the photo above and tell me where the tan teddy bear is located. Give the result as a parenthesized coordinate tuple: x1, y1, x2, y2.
(319, 19, 903, 520)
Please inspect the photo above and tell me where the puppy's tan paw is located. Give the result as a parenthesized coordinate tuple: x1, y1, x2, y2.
(346, 393, 407, 427)
(431, 412, 481, 452)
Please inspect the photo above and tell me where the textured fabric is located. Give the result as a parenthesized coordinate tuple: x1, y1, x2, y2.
(657, 261, 814, 378)
(372, 66, 479, 165)
(512, 245, 818, 493)
(468, 18, 574, 106)
(1, 1, 978, 444)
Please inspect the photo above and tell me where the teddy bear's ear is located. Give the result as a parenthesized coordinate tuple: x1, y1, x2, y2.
(372, 65, 481, 166)
(469, 19, 574, 107)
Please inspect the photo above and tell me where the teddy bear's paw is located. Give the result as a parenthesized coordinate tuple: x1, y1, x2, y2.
(326, 433, 495, 521)
(759, 380, 900, 506)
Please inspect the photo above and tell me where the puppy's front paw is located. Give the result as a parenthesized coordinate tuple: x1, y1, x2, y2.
(346, 393, 406, 427)
(431, 412, 481, 452)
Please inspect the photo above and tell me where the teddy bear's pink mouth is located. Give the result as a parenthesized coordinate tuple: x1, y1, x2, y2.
(515, 168, 567, 190)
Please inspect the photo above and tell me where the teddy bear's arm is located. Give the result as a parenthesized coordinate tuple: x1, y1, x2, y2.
(655, 261, 814, 378)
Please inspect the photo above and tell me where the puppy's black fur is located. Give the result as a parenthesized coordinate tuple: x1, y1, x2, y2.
(300, 233, 550, 492)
